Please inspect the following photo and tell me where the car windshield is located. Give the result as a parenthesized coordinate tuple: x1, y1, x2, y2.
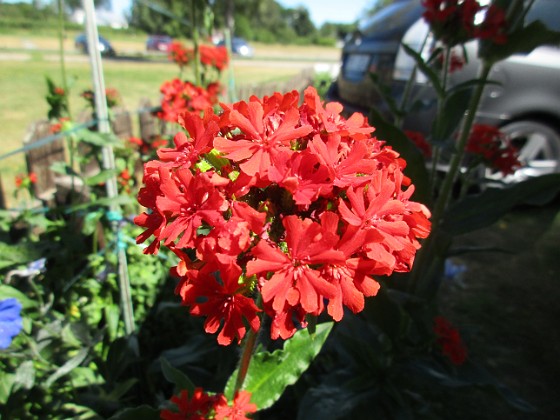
(358, 0, 423, 40)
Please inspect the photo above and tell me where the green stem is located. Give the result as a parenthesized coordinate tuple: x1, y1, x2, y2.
(233, 322, 259, 394)
(430, 62, 492, 223)
(395, 32, 430, 128)
(57, 0, 70, 118)
(191, 0, 202, 87)
(408, 61, 493, 296)
(233, 293, 262, 394)
(429, 46, 452, 193)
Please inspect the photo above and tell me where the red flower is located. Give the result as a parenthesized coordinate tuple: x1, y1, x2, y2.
(28, 172, 37, 184)
(433, 316, 468, 365)
(422, 0, 483, 46)
(160, 388, 218, 420)
(135, 86, 432, 344)
(405, 130, 432, 158)
(175, 262, 261, 345)
(466, 124, 520, 175)
(158, 79, 220, 123)
(200, 44, 229, 72)
(168, 41, 192, 68)
(161, 389, 257, 420)
(477, 4, 508, 45)
(214, 93, 313, 180)
(54, 87, 65, 96)
(214, 390, 258, 420)
(246, 215, 344, 319)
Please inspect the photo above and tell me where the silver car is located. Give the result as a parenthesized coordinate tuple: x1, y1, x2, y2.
(327, 0, 560, 183)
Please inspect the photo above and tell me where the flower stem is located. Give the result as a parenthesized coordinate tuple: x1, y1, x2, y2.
(431, 62, 492, 223)
(233, 322, 259, 394)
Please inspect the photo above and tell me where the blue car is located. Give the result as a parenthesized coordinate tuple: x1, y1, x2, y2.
(75, 34, 116, 57)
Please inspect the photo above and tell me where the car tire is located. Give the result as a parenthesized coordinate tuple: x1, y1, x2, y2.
(484, 120, 560, 184)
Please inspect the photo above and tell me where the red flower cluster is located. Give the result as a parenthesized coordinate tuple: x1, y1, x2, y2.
(158, 79, 222, 123)
(168, 41, 192, 69)
(49, 117, 70, 134)
(15, 172, 37, 188)
(53, 87, 65, 96)
(161, 388, 256, 420)
(167, 42, 229, 73)
(81, 88, 120, 109)
(128, 136, 170, 158)
(135, 87, 431, 345)
(422, 0, 507, 46)
(435, 48, 465, 73)
(405, 130, 432, 158)
(199, 44, 229, 72)
(433, 316, 467, 365)
(466, 124, 520, 175)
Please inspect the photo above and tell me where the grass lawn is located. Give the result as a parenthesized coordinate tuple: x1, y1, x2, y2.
(0, 37, 328, 205)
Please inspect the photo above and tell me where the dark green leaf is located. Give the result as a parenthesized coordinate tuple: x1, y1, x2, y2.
(45, 347, 90, 388)
(108, 405, 160, 420)
(432, 88, 471, 143)
(160, 357, 196, 395)
(401, 43, 443, 97)
(442, 174, 560, 235)
(225, 322, 333, 409)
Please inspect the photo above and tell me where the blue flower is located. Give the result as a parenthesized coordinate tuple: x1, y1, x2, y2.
(0, 298, 23, 350)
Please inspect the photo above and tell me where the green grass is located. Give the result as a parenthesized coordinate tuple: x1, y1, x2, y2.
(0, 49, 312, 205)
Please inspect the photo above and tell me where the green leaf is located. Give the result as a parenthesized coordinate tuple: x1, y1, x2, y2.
(50, 161, 81, 177)
(0, 284, 37, 310)
(13, 361, 35, 392)
(84, 169, 119, 186)
(45, 347, 89, 388)
(0, 372, 16, 405)
(368, 107, 432, 206)
(401, 43, 443, 97)
(160, 357, 196, 395)
(0, 242, 38, 270)
(108, 405, 160, 420)
(442, 173, 560, 235)
(432, 88, 471, 143)
(225, 322, 334, 410)
(78, 130, 122, 147)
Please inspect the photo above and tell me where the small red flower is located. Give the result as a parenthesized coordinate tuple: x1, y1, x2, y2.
(168, 41, 192, 68)
(160, 387, 218, 420)
(54, 87, 65, 96)
(466, 124, 520, 175)
(175, 262, 261, 345)
(477, 4, 508, 45)
(405, 130, 432, 158)
(214, 390, 258, 420)
(433, 316, 468, 365)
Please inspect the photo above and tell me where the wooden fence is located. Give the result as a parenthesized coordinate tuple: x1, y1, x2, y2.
(1, 67, 317, 209)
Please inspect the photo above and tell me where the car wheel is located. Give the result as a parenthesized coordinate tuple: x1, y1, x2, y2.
(484, 120, 560, 184)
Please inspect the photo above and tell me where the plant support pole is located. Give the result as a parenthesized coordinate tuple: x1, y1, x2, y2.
(82, 0, 135, 335)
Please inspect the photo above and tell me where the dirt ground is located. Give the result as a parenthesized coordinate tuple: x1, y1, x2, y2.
(438, 196, 560, 419)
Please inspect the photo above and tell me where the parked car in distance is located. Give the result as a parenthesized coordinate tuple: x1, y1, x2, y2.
(146, 35, 173, 52)
(216, 37, 254, 58)
(327, 0, 560, 184)
(75, 34, 116, 57)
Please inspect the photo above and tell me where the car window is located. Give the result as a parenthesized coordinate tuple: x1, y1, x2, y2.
(526, 0, 560, 32)
(358, 0, 423, 41)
